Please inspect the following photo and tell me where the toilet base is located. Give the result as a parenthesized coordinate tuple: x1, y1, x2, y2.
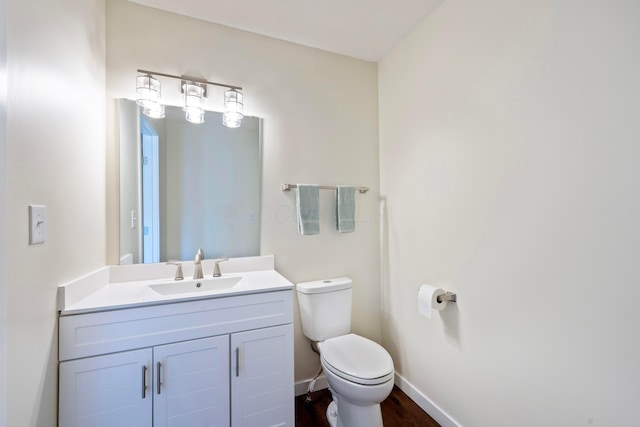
(326, 401, 338, 427)
(325, 394, 384, 427)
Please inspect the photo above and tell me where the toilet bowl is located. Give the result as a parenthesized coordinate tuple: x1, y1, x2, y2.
(296, 278, 395, 427)
(319, 334, 394, 427)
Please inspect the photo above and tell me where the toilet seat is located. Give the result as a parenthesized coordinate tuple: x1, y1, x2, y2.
(320, 334, 394, 386)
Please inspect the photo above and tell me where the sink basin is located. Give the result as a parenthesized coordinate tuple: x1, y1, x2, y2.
(149, 277, 242, 296)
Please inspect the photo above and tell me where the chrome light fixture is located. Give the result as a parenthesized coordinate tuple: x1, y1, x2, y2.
(183, 82, 205, 124)
(135, 69, 244, 127)
(223, 89, 243, 128)
(142, 102, 165, 119)
(185, 107, 205, 124)
(136, 74, 161, 108)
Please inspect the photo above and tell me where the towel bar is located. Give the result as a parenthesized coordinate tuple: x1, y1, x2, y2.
(281, 183, 369, 193)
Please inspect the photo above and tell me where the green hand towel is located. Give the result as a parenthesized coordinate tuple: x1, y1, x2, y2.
(296, 184, 320, 235)
(336, 186, 355, 233)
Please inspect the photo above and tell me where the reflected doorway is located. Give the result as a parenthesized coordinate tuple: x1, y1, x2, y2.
(141, 117, 160, 263)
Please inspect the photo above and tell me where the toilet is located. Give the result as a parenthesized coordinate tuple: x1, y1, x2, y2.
(296, 278, 394, 427)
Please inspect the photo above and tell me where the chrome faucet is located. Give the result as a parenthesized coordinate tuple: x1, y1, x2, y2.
(213, 258, 229, 277)
(166, 261, 184, 281)
(193, 249, 204, 279)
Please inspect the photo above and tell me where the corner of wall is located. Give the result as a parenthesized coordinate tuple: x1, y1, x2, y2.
(0, 0, 7, 422)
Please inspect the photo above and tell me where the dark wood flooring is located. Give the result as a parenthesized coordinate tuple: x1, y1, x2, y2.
(295, 386, 441, 427)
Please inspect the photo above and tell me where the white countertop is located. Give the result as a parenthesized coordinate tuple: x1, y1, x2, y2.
(58, 255, 294, 315)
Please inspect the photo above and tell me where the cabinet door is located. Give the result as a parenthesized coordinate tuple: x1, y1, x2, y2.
(59, 348, 152, 427)
(153, 335, 230, 427)
(231, 324, 294, 427)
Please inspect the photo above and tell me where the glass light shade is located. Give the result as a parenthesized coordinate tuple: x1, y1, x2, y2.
(223, 89, 243, 128)
(136, 75, 161, 108)
(143, 103, 165, 119)
(223, 112, 242, 128)
(185, 107, 205, 124)
(183, 83, 205, 111)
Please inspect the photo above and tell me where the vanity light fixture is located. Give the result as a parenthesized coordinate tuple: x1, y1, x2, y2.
(182, 82, 205, 123)
(223, 89, 244, 128)
(185, 107, 205, 124)
(136, 74, 161, 108)
(136, 69, 244, 128)
(142, 102, 165, 119)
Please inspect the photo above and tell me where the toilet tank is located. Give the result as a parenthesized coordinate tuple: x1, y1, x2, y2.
(296, 277, 352, 341)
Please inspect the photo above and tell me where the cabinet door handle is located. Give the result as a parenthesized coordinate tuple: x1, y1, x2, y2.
(235, 347, 240, 377)
(142, 365, 148, 399)
(157, 362, 162, 395)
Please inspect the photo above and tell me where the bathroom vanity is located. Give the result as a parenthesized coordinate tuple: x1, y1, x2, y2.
(57, 255, 294, 427)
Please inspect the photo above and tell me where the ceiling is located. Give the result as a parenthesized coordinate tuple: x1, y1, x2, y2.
(128, 0, 443, 62)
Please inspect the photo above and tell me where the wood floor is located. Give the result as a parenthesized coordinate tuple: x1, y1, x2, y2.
(295, 386, 441, 427)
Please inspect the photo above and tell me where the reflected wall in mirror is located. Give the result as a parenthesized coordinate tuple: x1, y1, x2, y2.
(119, 99, 261, 264)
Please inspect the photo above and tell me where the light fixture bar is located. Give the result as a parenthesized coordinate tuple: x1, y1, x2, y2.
(137, 69, 242, 91)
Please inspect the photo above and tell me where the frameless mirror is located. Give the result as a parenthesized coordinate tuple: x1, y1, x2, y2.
(118, 99, 261, 264)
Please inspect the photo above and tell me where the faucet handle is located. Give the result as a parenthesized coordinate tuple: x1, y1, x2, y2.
(213, 258, 229, 277)
(166, 262, 184, 281)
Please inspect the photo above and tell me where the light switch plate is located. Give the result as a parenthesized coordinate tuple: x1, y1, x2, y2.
(29, 205, 46, 245)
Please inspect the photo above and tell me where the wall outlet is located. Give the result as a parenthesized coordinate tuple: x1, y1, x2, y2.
(29, 205, 46, 245)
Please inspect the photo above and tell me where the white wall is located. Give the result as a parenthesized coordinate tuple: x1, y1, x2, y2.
(5, 0, 106, 425)
(0, 0, 7, 424)
(379, 0, 640, 425)
(106, 0, 380, 384)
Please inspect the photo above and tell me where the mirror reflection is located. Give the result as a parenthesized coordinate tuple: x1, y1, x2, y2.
(118, 99, 261, 264)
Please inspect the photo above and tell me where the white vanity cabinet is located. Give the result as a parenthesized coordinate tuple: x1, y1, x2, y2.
(154, 336, 231, 427)
(58, 290, 294, 427)
(59, 348, 153, 426)
(231, 325, 294, 426)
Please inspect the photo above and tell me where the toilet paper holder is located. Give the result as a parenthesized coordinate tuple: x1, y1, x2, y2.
(437, 292, 457, 303)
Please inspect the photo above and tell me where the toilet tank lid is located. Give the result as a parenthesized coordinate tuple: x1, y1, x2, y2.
(296, 277, 352, 294)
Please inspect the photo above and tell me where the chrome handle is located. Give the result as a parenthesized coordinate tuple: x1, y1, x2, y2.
(436, 292, 457, 303)
(156, 362, 162, 395)
(213, 258, 229, 277)
(142, 365, 148, 399)
(166, 262, 184, 280)
(235, 347, 240, 377)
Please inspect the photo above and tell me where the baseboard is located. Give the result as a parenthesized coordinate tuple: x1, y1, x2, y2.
(394, 373, 462, 427)
(295, 374, 329, 396)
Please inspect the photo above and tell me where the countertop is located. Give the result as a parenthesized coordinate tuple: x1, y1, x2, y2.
(58, 255, 294, 315)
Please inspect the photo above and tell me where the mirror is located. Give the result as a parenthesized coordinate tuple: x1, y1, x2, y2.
(118, 99, 261, 264)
